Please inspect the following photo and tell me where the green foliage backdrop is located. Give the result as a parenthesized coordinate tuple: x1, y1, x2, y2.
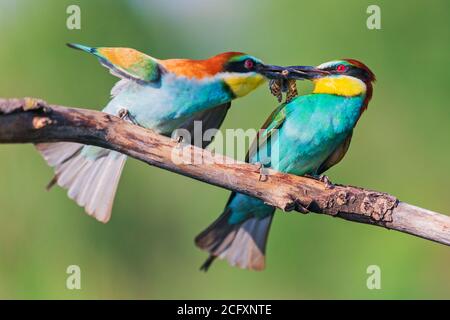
(0, 0, 449, 299)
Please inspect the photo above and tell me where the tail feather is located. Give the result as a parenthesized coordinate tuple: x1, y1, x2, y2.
(75, 158, 105, 207)
(36, 141, 83, 167)
(223, 217, 272, 269)
(84, 153, 126, 221)
(195, 206, 274, 271)
(199, 255, 216, 272)
(36, 142, 127, 223)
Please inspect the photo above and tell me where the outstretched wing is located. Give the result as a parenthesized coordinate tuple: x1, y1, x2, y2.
(67, 43, 162, 84)
(317, 131, 353, 174)
(246, 103, 287, 162)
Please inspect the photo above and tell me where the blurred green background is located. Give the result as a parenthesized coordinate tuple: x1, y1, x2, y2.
(0, 0, 449, 299)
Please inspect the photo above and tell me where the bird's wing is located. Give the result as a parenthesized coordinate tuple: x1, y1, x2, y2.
(175, 102, 231, 148)
(317, 130, 353, 174)
(67, 43, 162, 83)
(246, 103, 287, 162)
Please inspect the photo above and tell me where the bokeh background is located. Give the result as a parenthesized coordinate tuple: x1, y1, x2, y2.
(0, 0, 449, 299)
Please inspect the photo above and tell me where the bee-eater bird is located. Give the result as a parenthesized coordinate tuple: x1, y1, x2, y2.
(37, 43, 288, 223)
(196, 59, 376, 271)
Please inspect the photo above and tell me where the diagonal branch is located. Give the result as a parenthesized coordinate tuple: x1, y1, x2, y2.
(0, 97, 449, 246)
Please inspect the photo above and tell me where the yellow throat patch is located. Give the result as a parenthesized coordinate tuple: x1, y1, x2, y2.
(313, 75, 366, 97)
(224, 73, 265, 97)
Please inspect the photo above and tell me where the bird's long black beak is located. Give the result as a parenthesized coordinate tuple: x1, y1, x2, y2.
(282, 66, 331, 80)
(257, 64, 330, 80)
(256, 64, 292, 79)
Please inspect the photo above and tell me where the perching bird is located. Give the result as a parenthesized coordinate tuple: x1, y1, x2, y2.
(37, 43, 288, 223)
(196, 59, 376, 271)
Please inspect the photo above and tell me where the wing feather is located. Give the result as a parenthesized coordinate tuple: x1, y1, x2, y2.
(317, 131, 353, 174)
(68, 43, 162, 84)
(246, 103, 287, 162)
(175, 102, 231, 148)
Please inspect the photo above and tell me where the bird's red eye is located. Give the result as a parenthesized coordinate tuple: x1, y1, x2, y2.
(336, 64, 347, 73)
(244, 59, 254, 69)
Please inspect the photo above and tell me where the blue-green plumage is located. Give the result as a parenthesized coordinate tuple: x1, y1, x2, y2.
(196, 58, 376, 270)
(101, 73, 234, 134)
(37, 44, 284, 223)
(228, 94, 364, 225)
(196, 93, 366, 270)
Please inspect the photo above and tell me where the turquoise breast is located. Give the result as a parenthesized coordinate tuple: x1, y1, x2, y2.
(252, 94, 364, 175)
(229, 93, 365, 225)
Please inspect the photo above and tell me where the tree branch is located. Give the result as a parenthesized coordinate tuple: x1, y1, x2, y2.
(1, 97, 449, 246)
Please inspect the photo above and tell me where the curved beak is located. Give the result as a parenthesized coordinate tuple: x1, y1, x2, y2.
(282, 66, 331, 80)
(257, 64, 330, 80)
(256, 64, 292, 79)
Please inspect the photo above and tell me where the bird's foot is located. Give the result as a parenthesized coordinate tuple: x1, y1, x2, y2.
(284, 200, 310, 214)
(171, 133, 185, 150)
(318, 174, 334, 189)
(255, 162, 269, 182)
(304, 174, 334, 189)
(117, 108, 129, 119)
(297, 203, 310, 214)
(117, 108, 138, 124)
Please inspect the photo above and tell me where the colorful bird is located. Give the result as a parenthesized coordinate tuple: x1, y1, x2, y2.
(196, 59, 376, 271)
(36, 44, 288, 223)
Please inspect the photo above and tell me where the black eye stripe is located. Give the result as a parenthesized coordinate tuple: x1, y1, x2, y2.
(324, 65, 352, 73)
(346, 67, 371, 81)
(225, 58, 256, 73)
(319, 63, 373, 82)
